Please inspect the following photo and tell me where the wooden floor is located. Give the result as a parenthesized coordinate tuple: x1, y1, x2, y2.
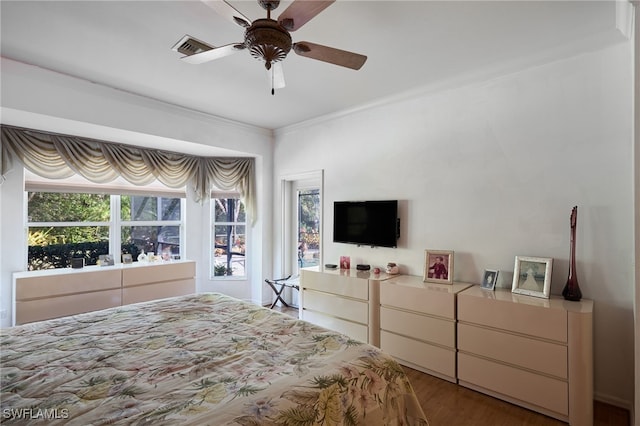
(403, 367, 630, 426)
(269, 304, 630, 426)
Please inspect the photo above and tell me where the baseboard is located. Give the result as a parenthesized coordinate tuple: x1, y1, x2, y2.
(594, 391, 633, 414)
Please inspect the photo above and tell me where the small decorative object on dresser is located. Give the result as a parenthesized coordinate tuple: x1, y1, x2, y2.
(481, 269, 499, 290)
(122, 254, 133, 264)
(511, 256, 552, 298)
(71, 257, 84, 269)
(423, 250, 453, 284)
(562, 206, 582, 301)
(385, 262, 399, 274)
(98, 254, 115, 266)
(339, 256, 350, 270)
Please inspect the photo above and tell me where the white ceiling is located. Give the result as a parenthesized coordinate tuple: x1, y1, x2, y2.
(0, 1, 625, 130)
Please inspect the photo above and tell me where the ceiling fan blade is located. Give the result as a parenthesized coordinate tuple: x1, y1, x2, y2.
(293, 42, 367, 70)
(181, 43, 244, 64)
(202, 0, 251, 28)
(277, 0, 334, 31)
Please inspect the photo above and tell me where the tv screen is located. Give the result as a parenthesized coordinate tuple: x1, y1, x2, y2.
(333, 200, 399, 248)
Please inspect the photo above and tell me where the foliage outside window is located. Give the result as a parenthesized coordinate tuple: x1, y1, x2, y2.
(212, 198, 246, 279)
(27, 192, 183, 270)
(121, 196, 182, 260)
(298, 189, 320, 268)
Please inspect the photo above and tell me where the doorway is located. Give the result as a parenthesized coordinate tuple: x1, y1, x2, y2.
(280, 171, 323, 306)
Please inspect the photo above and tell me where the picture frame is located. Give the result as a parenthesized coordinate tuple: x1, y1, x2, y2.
(122, 254, 133, 264)
(98, 254, 114, 266)
(71, 257, 85, 269)
(511, 256, 553, 299)
(423, 249, 454, 284)
(339, 256, 351, 270)
(481, 269, 499, 291)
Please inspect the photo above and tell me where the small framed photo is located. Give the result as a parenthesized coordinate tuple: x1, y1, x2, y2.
(512, 256, 553, 299)
(340, 256, 351, 270)
(423, 249, 454, 284)
(71, 257, 85, 269)
(98, 254, 115, 266)
(481, 269, 499, 291)
(122, 254, 133, 264)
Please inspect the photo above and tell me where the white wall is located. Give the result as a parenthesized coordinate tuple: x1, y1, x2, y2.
(274, 43, 634, 408)
(633, 3, 639, 424)
(0, 58, 275, 327)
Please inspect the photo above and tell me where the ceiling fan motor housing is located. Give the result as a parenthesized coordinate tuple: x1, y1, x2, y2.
(258, 0, 280, 11)
(244, 18, 292, 69)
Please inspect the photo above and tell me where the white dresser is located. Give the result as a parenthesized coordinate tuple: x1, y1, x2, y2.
(457, 286, 593, 425)
(379, 275, 471, 382)
(300, 267, 391, 345)
(13, 260, 196, 325)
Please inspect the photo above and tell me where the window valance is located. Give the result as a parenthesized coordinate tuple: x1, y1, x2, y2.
(0, 125, 256, 223)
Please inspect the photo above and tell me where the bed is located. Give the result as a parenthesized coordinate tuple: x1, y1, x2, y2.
(1, 293, 428, 425)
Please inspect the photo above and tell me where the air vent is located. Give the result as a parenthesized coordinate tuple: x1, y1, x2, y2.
(171, 35, 214, 56)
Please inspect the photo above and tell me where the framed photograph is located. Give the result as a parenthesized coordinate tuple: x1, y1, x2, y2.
(423, 249, 454, 284)
(512, 256, 553, 299)
(339, 256, 351, 270)
(71, 257, 85, 269)
(481, 269, 499, 290)
(98, 254, 115, 266)
(122, 254, 133, 264)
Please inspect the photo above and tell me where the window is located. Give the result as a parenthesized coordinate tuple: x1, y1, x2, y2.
(27, 192, 184, 270)
(121, 196, 183, 260)
(297, 188, 320, 269)
(211, 197, 246, 279)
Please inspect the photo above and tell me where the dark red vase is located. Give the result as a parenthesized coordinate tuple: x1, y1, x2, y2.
(562, 206, 582, 301)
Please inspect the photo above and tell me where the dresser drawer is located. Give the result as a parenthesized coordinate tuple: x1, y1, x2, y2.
(381, 281, 455, 319)
(303, 290, 368, 324)
(16, 269, 121, 299)
(122, 261, 195, 287)
(458, 323, 567, 379)
(301, 270, 369, 300)
(15, 289, 121, 325)
(302, 310, 368, 342)
(123, 278, 195, 305)
(381, 331, 456, 379)
(458, 292, 567, 342)
(458, 352, 568, 416)
(380, 306, 454, 348)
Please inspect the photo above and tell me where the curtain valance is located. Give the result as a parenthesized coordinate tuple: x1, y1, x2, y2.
(0, 125, 256, 223)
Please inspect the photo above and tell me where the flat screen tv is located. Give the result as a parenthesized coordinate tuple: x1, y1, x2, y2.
(333, 200, 399, 248)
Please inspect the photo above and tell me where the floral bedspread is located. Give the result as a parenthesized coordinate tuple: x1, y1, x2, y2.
(1, 293, 427, 425)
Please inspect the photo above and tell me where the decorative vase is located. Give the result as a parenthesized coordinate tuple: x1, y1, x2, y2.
(562, 206, 582, 301)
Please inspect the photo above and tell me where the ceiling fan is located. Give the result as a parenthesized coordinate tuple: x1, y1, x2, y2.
(172, 0, 367, 94)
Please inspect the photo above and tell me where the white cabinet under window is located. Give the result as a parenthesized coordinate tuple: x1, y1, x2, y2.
(13, 260, 196, 325)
